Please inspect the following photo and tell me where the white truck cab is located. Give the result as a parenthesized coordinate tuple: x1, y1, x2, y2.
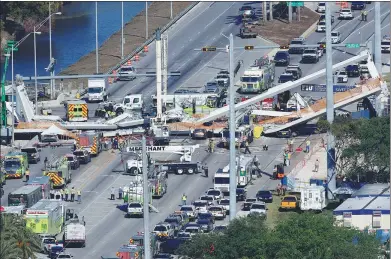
(122, 94, 143, 110)
(87, 78, 108, 103)
(331, 31, 341, 44)
(118, 65, 136, 81)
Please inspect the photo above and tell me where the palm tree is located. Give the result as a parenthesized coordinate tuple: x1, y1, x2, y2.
(1, 214, 41, 259)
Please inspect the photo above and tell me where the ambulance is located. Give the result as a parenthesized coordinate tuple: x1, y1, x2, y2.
(65, 100, 88, 122)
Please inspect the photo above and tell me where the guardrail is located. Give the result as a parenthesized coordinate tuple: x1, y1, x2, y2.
(106, 2, 200, 75)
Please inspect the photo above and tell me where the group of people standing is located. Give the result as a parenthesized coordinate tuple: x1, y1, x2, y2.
(50, 187, 82, 204)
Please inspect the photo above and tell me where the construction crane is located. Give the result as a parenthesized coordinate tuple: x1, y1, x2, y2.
(1, 40, 18, 127)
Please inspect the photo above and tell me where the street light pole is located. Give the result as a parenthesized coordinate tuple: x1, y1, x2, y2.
(49, 2, 53, 99)
(374, 2, 382, 72)
(146, 1, 149, 39)
(11, 46, 15, 145)
(95, 1, 99, 73)
(170, 2, 173, 19)
(142, 136, 151, 259)
(228, 33, 236, 221)
(121, 1, 124, 60)
(325, 2, 336, 199)
(34, 26, 38, 116)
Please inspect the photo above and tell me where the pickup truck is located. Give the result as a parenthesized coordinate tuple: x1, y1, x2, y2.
(40, 236, 59, 254)
(280, 195, 299, 211)
(240, 27, 257, 38)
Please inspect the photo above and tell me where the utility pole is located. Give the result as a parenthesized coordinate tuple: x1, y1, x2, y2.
(95, 2, 99, 74)
(162, 33, 168, 96)
(288, 2, 292, 23)
(121, 1, 124, 60)
(325, 2, 336, 199)
(142, 136, 151, 259)
(270, 3, 273, 21)
(34, 26, 38, 115)
(11, 46, 15, 145)
(374, 2, 382, 72)
(49, 2, 53, 99)
(263, 2, 267, 22)
(228, 33, 236, 221)
(170, 2, 173, 19)
(146, 2, 149, 39)
(155, 28, 163, 118)
(298, 7, 301, 22)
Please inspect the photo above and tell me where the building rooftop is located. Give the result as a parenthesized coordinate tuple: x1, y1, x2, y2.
(10, 185, 41, 195)
(334, 196, 390, 215)
(29, 199, 62, 211)
(352, 183, 390, 197)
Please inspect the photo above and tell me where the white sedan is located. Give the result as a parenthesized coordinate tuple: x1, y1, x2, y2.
(218, 198, 230, 213)
(249, 202, 267, 215)
(339, 9, 354, 20)
(334, 70, 349, 83)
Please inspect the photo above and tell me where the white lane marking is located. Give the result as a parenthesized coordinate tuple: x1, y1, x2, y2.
(205, 2, 235, 29)
(178, 49, 245, 89)
(333, 5, 377, 31)
(366, 22, 391, 42)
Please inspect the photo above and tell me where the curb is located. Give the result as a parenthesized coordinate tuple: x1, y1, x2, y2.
(107, 2, 200, 75)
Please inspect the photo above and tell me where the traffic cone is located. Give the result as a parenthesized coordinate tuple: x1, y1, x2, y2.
(143, 46, 148, 53)
(135, 54, 140, 62)
(127, 60, 132, 66)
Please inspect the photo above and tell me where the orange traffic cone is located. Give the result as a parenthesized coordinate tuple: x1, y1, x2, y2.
(135, 54, 140, 61)
(127, 60, 132, 66)
(143, 46, 148, 53)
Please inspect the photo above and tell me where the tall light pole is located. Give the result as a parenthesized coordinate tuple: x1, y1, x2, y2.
(170, 2, 173, 19)
(11, 45, 15, 144)
(228, 33, 236, 220)
(121, 1, 124, 60)
(146, 2, 149, 39)
(142, 136, 151, 259)
(34, 26, 38, 115)
(325, 2, 336, 199)
(374, 2, 382, 72)
(48, 3, 62, 99)
(95, 1, 99, 73)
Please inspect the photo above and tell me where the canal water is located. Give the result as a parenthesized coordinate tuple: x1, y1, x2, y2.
(3, 1, 147, 80)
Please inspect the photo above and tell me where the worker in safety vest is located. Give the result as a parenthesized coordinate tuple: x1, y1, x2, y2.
(70, 187, 76, 202)
(25, 170, 30, 182)
(363, 10, 368, 21)
(77, 189, 82, 204)
(182, 193, 187, 205)
(208, 139, 215, 153)
(64, 188, 69, 202)
(306, 140, 311, 153)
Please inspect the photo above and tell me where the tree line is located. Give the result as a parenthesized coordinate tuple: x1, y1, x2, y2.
(178, 213, 384, 259)
(1, 2, 62, 33)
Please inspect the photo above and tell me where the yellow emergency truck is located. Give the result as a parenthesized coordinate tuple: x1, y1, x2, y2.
(66, 100, 88, 122)
(25, 199, 64, 235)
(43, 156, 72, 188)
(3, 152, 29, 179)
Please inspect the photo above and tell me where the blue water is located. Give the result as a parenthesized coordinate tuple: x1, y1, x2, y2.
(3, 1, 147, 80)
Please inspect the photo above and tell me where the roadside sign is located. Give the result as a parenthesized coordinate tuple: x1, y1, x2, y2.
(239, 170, 246, 176)
(345, 43, 360, 48)
(301, 84, 356, 92)
(288, 2, 304, 7)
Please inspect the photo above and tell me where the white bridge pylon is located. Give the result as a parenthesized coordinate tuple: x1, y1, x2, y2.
(197, 50, 371, 124)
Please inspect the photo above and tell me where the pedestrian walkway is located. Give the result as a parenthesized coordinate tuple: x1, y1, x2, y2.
(287, 143, 327, 192)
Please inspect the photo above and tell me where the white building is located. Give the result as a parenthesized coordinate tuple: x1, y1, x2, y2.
(334, 183, 390, 232)
(334, 196, 390, 231)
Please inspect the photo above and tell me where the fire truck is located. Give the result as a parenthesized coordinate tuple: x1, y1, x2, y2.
(76, 131, 103, 156)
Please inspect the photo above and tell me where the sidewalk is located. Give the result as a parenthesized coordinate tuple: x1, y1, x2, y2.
(287, 142, 327, 192)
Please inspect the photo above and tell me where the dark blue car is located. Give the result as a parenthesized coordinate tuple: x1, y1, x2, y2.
(256, 190, 273, 203)
(274, 51, 290, 66)
(278, 73, 294, 83)
(351, 2, 366, 10)
(236, 188, 247, 201)
(213, 225, 228, 233)
(196, 218, 214, 232)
